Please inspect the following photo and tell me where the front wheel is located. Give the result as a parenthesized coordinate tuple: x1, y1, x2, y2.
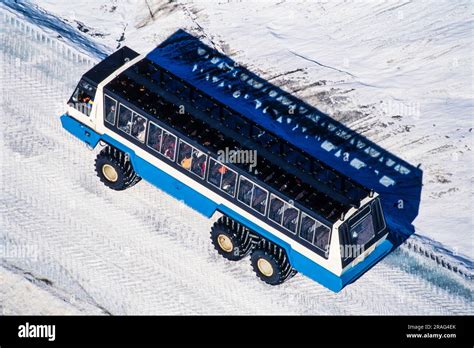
(95, 146, 141, 191)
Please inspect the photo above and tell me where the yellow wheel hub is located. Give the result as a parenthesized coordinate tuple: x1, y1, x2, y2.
(102, 164, 118, 182)
(217, 234, 233, 253)
(257, 258, 274, 277)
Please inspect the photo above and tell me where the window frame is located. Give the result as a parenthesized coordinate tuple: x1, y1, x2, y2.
(268, 193, 285, 225)
(103, 95, 118, 126)
(117, 103, 134, 135)
(130, 112, 147, 143)
(206, 158, 238, 197)
(189, 147, 208, 180)
(237, 176, 268, 216)
(281, 203, 300, 235)
(160, 129, 178, 162)
(267, 193, 300, 235)
(177, 139, 208, 179)
(299, 211, 331, 253)
(146, 120, 164, 155)
(69, 79, 96, 117)
(348, 205, 375, 246)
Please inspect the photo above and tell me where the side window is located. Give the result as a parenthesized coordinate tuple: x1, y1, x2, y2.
(237, 177, 253, 206)
(268, 195, 284, 224)
(251, 185, 268, 215)
(191, 149, 207, 179)
(178, 140, 207, 179)
(268, 194, 299, 234)
(104, 95, 117, 125)
(299, 213, 330, 252)
(178, 140, 193, 170)
(300, 214, 316, 243)
(314, 223, 331, 252)
(117, 104, 133, 134)
(207, 159, 222, 187)
(221, 168, 237, 196)
(282, 206, 299, 234)
(207, 159, 237, 197)
(147, 121, 162, 153)
(130, 113, 147, 143)
(160, 131, 177, 161)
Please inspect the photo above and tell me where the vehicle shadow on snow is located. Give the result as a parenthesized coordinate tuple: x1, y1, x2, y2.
(149, 29, 423, 248)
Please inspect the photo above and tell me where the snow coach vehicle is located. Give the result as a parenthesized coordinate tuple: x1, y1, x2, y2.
(60, 31, 392, 291)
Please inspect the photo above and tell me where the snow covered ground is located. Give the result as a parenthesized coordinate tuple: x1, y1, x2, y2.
(0, 0, 472, 315)
(22, 0, 473, 258)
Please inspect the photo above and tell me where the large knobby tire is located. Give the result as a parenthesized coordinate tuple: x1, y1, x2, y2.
(95, 146, 141, 191)
(210, 216, 253, 261)
(250, 241, 296, 286)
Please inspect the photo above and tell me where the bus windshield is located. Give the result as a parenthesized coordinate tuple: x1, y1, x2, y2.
(340, 198, 386, 264)
(69, 80, 96, 116)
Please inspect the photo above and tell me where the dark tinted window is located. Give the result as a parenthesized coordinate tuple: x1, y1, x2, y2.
(207, 159, 237, 196)
(160, 131, 176, 161)
(314, 223, 331, 252)
(300, 213, 330, 252)
(350, 211, 375, 246)
(251, 185, 268, 215)
(117, 104, 133, 134)
(300, 214, 316, 243)
(178, 141, 193, 170)
(282, 206, 298, 234)
(221, 169, 237, 196)
(130, 113, 147, 143)
(268, 195, 284, 224)
(207, 159, 222, 187)
(69, 80, 96, 116)
(147, 122, 162, 152)
(104, 95, 117, 125)
(237, 177, 253, 206)
(191, 149, 207, 179)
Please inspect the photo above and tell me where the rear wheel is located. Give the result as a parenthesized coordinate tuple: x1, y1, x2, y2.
(210, 216, 253, 261)
(250, 240, 296, 286)
(95, 146, 141, 191)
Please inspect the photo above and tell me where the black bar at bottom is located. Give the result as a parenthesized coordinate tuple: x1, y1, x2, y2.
(0, 315, 471, 346)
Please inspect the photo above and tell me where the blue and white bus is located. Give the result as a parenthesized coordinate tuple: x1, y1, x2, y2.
(61, 33, 392, 292)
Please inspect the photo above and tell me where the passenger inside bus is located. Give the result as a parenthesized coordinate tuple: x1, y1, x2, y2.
(105, 100, 116, 124)
(131, 115, 147, 142)
(221, 170, 236, 195)
(191, 152, 207, 178)
(238, 178, 253, 206)
(161, 132, 176, 160)
(208, 160, 222, 187)
(178, 142, 193, 170)
(181, 154, 192, 170)
(148, 124, 162, 151)
(269, 197, 284, 223)
(118, 107, 133, 134)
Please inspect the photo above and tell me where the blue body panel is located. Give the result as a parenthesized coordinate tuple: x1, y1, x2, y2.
(61, 114, 393, 292)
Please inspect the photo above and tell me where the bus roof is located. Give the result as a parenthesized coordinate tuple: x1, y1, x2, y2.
(97, 31, 371, 223)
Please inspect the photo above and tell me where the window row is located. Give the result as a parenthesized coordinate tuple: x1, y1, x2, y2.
(104, 94, 331, 253)
(105, 96, 147, 143)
